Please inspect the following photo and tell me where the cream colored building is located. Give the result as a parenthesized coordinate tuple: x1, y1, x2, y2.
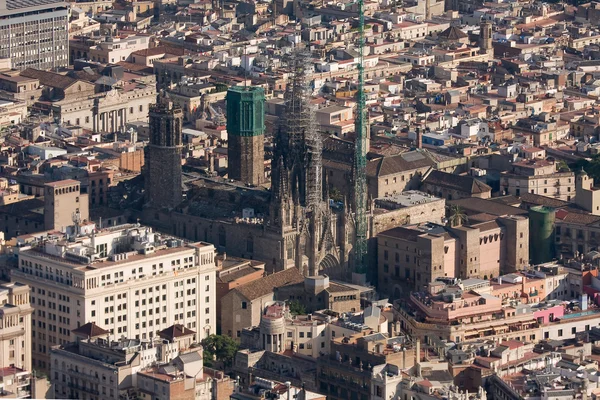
(0, 177, 33, 206)
(12, 223, 218, 371)
(0, 281, 33, 372)
(51, 332, 179, 400)
(70, 35, 150, 65)
(11, 68, 156, 133)
(575, 170, 600, 215)
(500, 170, 575, 201)
(55, 79, 156, 133)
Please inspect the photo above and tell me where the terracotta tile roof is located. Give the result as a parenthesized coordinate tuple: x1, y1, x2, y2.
(131, 46, 186, 57)
(448, 198, 528, 217)
(438, 26, 468, 40)
(366, 150, 435, 178)
(519, 192, 570, 209)
(72, 322, 109, 338)
(555, 209, 600, 225)
(20, 68, 79, 90)
(235, 268, 304, 301)
(158, 324, 196, 340)
(423, 170, 492, 195)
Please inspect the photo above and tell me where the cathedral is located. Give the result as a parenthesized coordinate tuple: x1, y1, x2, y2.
(267, 50, 352, 277)
(145, 50, 356, 279)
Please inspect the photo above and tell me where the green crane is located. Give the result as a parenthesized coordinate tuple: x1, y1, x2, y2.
(353, 0, 368, 277)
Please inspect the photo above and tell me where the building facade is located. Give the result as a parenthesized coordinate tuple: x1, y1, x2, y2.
(0, 0, 69, 70)
(43, 179, 90, 232)
(51, 328, 179, 400)
(12, 223, 217, 371)
(0, 281, 32, 372)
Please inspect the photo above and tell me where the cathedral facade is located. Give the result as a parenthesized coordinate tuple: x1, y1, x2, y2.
(146, 51, 356, 278)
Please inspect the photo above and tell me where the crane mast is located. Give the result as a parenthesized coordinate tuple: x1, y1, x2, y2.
(353, 0, 368, 277)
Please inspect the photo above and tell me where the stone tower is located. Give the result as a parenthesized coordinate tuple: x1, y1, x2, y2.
(226, 86, 265, 185)
(145, 96, 184, 209)
(479, 21, 493, 55)
(44, 180, 89, 232)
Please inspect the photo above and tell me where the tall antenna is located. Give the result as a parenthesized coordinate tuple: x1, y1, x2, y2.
(353, 0, 368, 279)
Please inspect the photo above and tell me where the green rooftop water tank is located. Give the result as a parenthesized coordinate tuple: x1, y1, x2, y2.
(529, 206, 555, 265)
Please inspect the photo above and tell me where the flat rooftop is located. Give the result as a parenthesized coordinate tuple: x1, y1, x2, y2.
(3, 0, 68, 15)
(375, 190, 440, 209)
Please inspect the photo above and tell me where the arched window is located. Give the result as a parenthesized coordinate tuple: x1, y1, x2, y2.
(246, 235, 254, 253)
(218, 226, 226, 247)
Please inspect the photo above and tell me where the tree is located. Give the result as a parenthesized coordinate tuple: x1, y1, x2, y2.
(557, 160, 570, 173)
(330, 187, 343, 202)
(200, 334, 239, 368)
(288, 300, 306, 316)
(215, 83, 228, 93)
(447, 205, 468, 227)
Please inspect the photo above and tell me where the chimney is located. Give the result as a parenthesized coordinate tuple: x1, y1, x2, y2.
(416, 128, 423, 149)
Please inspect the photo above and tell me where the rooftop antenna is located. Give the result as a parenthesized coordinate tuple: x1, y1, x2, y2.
(72, 209, 82, 237)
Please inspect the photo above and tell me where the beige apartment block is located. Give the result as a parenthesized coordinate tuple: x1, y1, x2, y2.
(12, 223, 217, 371)
(0, 281, 33, 372)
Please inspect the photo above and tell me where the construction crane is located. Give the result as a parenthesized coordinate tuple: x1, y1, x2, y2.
(353, 0, 368, 278)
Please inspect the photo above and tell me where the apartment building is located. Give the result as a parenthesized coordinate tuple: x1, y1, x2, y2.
(0, 281, 32, 372)
(500, 169, 575, 201)
(241, 302, 388, 359)
(317, 333, 419, 400)
(0, 0, 69, 70)
(396, 283, 541, 344)
(12, 223, 218, 371)
(377, 216, 529, 298)
(69, 35, 150, 64)
(51, 325, 179, 400)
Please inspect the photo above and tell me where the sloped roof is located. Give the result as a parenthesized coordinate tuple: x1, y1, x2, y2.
(235, 268, 304, 301)
(131, 46, 186, 57)
(20, 68, 79, 90)
(366, 151, 436, 178)
(67, 69, 103, 83)
(448, 198, 529, 217)
(518, 192, 570, 208)
(439, 26, 468, 40)
(423, 170, 492, 195)
(72, 322, 109, 338)
(159, 324, 196, 340)
(176, 351, 203, 364)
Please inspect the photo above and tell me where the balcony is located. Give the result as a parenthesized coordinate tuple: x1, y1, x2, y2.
(15, 377, 30, 387)
(67, 382, 100, 395)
